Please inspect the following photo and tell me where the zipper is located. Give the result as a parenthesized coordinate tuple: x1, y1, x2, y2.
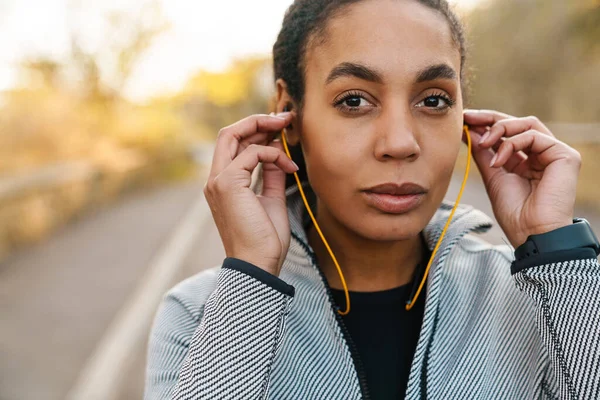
(291, 231, 372, 400)
(290, 210, 493, 400)
(416, 221, 493, 400)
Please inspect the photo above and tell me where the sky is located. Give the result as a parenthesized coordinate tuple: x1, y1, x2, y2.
(0, 0, 484, 102)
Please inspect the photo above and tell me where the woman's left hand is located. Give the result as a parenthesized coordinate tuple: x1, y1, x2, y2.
(462, 109, 582, 249)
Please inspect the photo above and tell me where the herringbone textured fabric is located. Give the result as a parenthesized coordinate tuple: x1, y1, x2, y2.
(145, 184, 600, 400)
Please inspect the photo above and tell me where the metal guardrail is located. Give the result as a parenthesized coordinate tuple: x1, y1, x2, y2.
(547, 123, 599, 144)
(0, 160, 153, 262)
(0, 161, 98, 203)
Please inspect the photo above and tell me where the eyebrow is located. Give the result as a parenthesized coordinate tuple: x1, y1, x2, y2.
(325, 62, 384, 85)
(415, 63, 457, 83)
(325, 61, 457, 85)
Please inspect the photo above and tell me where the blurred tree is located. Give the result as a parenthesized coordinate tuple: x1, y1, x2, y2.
(0, 1, 182, 177)
(19, 60, 62, 90)
(106, 2, 170, 95)
(68, 0, 170, 102)
(569, 1, 600, 52)
(466, 0, 600, 122)
(70, 38, 112, 103)
(178, 57, 274, 140)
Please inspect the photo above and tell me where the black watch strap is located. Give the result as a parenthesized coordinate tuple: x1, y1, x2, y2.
(514, 218, 600, 262)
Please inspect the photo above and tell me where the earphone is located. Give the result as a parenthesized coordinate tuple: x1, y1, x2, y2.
(279, 104, 473, 314)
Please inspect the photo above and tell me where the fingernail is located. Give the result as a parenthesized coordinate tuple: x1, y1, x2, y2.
(274, 111, 291, 119)
(489, 153, 498, 167)
(479, 131, 490, 145)
(291, 161, 299, 171)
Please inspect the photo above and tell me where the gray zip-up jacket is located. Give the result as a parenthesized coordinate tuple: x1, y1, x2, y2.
(145, 184, 600, 400)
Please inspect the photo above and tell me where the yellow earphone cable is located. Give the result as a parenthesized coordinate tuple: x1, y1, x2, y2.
(280, 125, 473, 315)
(280, 128, 352, 315)
(405, 125, 472, 310)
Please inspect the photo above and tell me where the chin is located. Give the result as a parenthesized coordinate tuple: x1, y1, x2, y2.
(349, 209, 426, 242)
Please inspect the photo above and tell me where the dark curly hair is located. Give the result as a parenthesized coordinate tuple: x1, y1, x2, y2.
(272, 0, 467, 186)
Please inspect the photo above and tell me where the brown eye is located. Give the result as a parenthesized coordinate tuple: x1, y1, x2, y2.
(344, 96, 362, 107)
(334, 91, 375, 114)
(424, 97, 442, 108)
(415, 94, 455, 111)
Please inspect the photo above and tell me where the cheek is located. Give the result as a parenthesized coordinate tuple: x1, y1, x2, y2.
(301, 117, 370, 185)
(423, 128, 463, 200)
(429, 133, 461, 168)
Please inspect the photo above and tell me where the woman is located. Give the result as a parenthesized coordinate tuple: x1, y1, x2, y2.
(145, 0, 600, 399)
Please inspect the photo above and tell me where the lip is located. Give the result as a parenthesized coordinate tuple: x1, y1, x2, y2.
(364, 182, 428, 195)
(362, 182, 427, 214)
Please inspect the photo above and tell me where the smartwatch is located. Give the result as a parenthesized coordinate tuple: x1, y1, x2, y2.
(514, 218, 600, 261)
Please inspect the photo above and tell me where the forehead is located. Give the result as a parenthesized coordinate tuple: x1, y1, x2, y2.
(304, 0, 460, 85)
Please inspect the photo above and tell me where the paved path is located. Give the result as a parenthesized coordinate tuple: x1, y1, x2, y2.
(0, 178, 206, 400)
(115, 214, 226, 400)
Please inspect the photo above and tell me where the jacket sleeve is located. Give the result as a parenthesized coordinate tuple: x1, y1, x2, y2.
(144, 257, 295, 400)
(512, 244, 600, 400)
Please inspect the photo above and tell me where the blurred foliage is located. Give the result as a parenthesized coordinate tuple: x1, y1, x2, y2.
(175, 57, 274, 139)
(0, 0, 597, 209)
(0, 1, 175, 177)
(467, 0, 600, 123)
(0, 2, 273, 179)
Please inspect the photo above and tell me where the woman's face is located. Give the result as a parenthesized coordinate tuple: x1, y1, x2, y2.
(298, 0, 464, 241)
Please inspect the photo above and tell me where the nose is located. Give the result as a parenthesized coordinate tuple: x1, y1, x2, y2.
(373, 108, 421, 162)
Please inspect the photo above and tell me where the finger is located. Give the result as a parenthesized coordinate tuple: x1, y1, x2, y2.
(464, 125, 508, 186)
(494, 144, 528, 174)
(465, 127, 533, 177)
(210, 113, 293, 178)
(463, 109, 513, 128)
(462, 125, 487, 144)
(237, 132, 270, 155)
(485, 135, 529, 173)
(472, 125, 489, 135)
(237, 111, 299, 156)
(222, 144, 298, 189)
(261, 140, 288, 200)
(479, 115, 554, 148)
(491, 130, 567, 169)
(511, 157, 541, 180)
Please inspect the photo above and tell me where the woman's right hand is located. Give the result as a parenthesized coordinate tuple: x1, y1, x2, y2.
(204, 112, 298, 277)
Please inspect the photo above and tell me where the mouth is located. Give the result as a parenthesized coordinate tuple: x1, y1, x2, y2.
(362, 182, 427, 214)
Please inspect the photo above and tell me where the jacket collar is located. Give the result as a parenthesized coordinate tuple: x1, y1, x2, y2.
(285, 182, 494, 269)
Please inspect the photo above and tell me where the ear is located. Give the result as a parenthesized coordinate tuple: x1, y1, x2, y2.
(275, 78, 300, 146)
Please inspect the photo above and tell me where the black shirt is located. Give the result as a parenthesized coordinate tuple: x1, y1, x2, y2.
(329, 244, 430, 400)
(302, 196, 430, 398)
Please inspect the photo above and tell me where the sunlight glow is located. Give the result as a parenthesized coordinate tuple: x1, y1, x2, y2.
(0, 0, 484, 101)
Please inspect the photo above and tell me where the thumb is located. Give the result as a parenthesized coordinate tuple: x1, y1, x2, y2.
(260, 140, 289, 201)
